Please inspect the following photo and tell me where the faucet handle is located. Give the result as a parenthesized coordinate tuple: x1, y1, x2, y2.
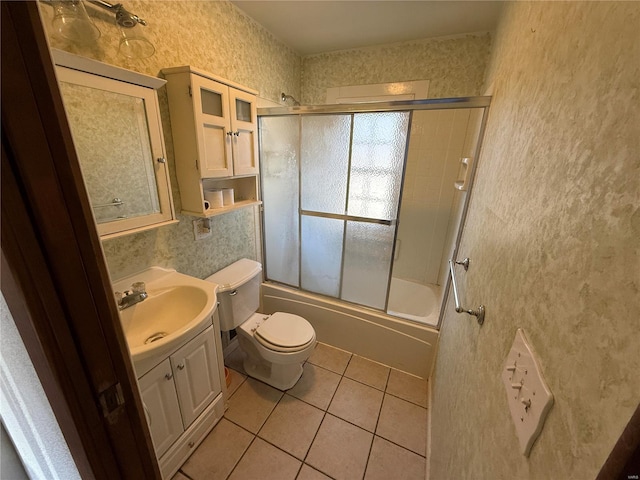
(131, 282, 146, 293)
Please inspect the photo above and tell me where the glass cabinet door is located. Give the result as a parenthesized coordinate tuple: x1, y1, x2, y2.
(191, 74, 233, 178)
(230, 88, 259, 175)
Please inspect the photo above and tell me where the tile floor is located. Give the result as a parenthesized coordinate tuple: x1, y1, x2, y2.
(172, 342, 429, 480)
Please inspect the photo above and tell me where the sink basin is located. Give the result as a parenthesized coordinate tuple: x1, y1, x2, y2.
(112, 267, 218, 374)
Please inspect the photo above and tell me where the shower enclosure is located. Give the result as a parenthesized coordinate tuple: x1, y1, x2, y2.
(259, 98, 489, 329)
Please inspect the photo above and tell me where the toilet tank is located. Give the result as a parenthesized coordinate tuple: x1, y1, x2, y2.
(206, 259, 262, 331)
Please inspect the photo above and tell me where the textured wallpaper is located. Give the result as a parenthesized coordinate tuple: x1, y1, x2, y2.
(40, 0, 301, 281)
(301, 34, 492, 105)
(431, 2, 640, 479)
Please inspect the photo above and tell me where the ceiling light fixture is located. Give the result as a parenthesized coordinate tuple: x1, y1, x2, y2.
(48, 0, 155, 58)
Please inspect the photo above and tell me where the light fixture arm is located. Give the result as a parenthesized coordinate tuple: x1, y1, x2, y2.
(87, 0, 147, 26)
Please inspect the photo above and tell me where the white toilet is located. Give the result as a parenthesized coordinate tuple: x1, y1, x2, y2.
(207, 259, 316, 390)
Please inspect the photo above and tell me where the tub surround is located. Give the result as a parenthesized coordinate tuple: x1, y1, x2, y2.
(262, 283, 438, 379)
(431, 2, 640, 478)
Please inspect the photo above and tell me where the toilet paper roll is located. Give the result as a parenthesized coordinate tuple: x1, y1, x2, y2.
(222, 188, 234, 206)
(204, 189, 224, 208)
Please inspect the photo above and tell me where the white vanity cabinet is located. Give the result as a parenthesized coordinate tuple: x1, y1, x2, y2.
(139, 359, 183, 458)
(170, 325, 221, 428)
(162, 66, 261, 217)
(136, 321, 225, 479)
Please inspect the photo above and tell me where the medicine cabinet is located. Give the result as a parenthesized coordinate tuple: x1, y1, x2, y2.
(53, 49, 177, 239)
(162, 66, 261, 217)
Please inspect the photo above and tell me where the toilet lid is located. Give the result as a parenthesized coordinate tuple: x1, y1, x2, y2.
(254, 312, 315, 349)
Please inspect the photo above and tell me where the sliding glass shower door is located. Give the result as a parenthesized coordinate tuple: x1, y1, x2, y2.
(261, 111, 410, 310)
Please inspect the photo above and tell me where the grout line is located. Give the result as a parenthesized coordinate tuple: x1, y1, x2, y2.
(224, 435, 258, 480)
(298, 361, 347, 478)
(177, 469, 195, 480)
(222, 349, 428, 479)
(373, 432, 427, 459)
(384, 390, 429, 409)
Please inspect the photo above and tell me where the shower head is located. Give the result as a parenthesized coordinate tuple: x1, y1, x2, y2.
(281, 92, 301, 106)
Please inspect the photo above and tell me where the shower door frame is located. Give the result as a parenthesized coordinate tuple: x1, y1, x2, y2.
(258, 96, 491, 329)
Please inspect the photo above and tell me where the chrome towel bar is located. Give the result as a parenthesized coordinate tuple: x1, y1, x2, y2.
(92, 198, 124, 208)
(449, 258, 485, 325)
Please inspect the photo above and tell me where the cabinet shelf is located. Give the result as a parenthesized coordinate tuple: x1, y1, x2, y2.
(163, 66, 260, 218)
(183, 199, 262, 218)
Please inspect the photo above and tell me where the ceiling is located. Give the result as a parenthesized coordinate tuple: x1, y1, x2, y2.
(231, 1, 504, 55)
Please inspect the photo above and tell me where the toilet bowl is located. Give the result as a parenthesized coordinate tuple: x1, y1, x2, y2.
(206, 259, 316, 390)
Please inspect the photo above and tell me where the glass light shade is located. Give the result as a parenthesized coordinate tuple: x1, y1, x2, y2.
(118, 24, 155, 59)
(51, 0, 101, 43)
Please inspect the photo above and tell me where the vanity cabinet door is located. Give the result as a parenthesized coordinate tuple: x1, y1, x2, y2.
(229, 87, 259, 176)
(171, 326, 222, 428)
(138, 359, 184, 458)
(191, 74, 234, 178)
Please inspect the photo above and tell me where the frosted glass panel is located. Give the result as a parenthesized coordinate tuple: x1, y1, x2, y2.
(301, 115, 351, 214)
(261, 116, 300, 286)
(235, 98, 252, 122)
(348, 112, 409, 220)
(341, 222, 395, 309)
(301, 215, 344, 297)
(201, 89, 223, 117)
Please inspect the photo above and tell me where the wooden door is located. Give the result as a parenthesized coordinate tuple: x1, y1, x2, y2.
(1, 3, 160, 478)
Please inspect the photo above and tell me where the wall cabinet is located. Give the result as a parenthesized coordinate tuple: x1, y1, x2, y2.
(53, 49, 177, 239)
(162, 66, 261, 217)
(136, 320, 225, 478)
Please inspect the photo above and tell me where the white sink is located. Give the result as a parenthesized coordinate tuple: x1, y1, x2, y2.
(112, 267, 217, 372)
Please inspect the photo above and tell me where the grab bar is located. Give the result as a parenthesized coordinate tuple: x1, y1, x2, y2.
(449, 259, 485, 325)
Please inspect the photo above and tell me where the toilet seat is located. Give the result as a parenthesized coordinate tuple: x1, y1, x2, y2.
(254, 312, 315, 353)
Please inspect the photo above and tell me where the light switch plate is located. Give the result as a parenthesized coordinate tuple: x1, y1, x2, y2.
(501, 328, 553, 456)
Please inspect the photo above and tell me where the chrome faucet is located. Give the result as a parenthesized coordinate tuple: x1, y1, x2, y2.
(115, 281, 148, 310)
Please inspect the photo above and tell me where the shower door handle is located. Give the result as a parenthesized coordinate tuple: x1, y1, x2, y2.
(454, 157, 472, 191)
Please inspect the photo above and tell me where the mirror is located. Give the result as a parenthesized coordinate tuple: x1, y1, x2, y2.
(52, 49, 177, 239)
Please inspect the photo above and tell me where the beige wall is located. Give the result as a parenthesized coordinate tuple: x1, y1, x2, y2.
(40, 1, 302, 280)
(301, 34, 492, 105)
(431, 2, 640, 478)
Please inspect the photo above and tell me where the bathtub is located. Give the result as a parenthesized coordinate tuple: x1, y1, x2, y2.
(387, 277, 441, 327)
(261, 283, 439, 379)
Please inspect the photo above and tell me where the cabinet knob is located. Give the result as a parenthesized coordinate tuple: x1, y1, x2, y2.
(177, 363, 185, 370)
(226, 131, 234, 136)
(233, 131, 240, 136)
(165, 372, 173, 380)
(157, 157, 167, 164)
